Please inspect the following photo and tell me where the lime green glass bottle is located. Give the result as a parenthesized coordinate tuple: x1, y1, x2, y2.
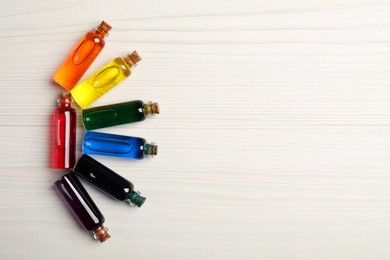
(82, 100, 159, 130)
(71, 51, 141, 109)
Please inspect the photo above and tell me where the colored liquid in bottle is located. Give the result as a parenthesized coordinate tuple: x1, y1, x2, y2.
(82, 131, 157, 159)
(74, 154, 146, 207)
(53, 21, 111, 90)
(71, 51, 141, 108)
(82, 100, 159, 130)
(51, 93, 76, 169)
(54, 172, 110, 242)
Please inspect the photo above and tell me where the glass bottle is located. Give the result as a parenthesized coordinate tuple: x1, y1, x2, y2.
(53, 21, 112, 90)
(82, 131, 157, 159)
(74, 154, 146, 207)
(54, 172, 110, 242)
(82, 100, 159, 130)
(51, 92, 76, 169)
(71, 51, 141, 109)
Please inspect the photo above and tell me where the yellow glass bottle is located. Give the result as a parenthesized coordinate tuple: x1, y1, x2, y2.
(71, 51, 141, 109)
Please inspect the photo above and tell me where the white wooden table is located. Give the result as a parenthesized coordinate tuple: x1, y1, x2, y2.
(1, 0, 390, 259)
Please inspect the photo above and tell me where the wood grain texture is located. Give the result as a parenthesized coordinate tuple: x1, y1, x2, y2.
(1, 0, 390, 259)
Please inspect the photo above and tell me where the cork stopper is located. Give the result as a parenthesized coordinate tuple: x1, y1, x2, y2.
(127, 191, 146, 207)
(93, 225, 111, 242)
(143, 102, 160, 115)
(95, 21, 112, 37)
(124, 51, 142, 67)
(57, 92, 73, 107)
(144, 143, 158, 156)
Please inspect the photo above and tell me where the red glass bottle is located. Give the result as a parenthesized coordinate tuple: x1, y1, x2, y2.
(52, 21, 112, 90)
(51, 92, 76, 169)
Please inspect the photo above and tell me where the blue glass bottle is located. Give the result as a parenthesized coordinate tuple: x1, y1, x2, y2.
(82, 131, 157, 159)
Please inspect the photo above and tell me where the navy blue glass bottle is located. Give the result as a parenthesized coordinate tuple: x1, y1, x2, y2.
(54, 172, 110, 242)
(82, 131, 157, 159)
(73, 154, 146, 207)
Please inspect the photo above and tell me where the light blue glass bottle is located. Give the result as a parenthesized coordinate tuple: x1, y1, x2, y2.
(82, 131, 157, 159)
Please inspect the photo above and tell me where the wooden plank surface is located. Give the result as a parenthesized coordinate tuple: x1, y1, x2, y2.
(1, 0, 390, 259)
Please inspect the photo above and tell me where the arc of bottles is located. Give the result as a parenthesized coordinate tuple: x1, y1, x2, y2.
(50, 21, 160, 242)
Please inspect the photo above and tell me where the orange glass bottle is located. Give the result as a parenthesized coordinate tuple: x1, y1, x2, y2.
(53, 21, 112, 90)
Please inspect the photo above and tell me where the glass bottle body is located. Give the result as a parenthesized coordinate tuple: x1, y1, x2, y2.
(71, 57, 131, 109)
(51, 95, 76, 169)
(82, 131, 156, 159)
(82, 100, 145, 130)
(53, 31, 106, 90)
(54, 172, 110, 242)
(73, 155, 146, 207)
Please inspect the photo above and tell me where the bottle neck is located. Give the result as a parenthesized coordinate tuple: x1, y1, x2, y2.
(93, 21, 112, 38)
(92, 225, 110, 242)
(144, 143, 158, 156)
(123, 51, 142, 68)
(143, 102, 160, 116)
(57, 92, 72, 108)
(127, 191, 146, 207)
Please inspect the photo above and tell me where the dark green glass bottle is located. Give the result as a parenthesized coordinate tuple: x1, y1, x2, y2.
(82, 100, 159, 130)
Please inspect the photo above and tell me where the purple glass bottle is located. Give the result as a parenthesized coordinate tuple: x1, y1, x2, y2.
(54, 172, 110, 242)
